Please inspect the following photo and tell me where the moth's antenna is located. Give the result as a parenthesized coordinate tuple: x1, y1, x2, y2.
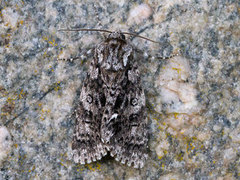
(122, 32, 158, 43)
(58, 28, 112, 33)
(58, 28, 158, 43)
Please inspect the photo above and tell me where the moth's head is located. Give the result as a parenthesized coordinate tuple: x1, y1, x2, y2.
(107, 31, 126, 42)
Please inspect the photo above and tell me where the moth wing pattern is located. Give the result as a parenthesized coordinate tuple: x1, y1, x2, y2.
(108, 62, 148, 168)
(72, 60, 107, 164)
(72, 30, 148, 168)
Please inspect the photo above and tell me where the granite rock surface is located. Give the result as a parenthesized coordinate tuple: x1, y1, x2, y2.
(0, 0, 239, 179)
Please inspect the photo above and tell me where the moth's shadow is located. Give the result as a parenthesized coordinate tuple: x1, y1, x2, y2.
(99, 151, 115, 164)
(97, 152, 130, 169)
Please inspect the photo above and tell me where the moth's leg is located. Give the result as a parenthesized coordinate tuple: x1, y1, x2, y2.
(57, 48, 94, 62)
(154, 49, 181, 60)
(134, 47, 181, 60)
(57, 57, 80, 62)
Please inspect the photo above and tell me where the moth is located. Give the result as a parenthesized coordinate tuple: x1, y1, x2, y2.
(61, 29, 149, 169)
(58, 28, 179, 168)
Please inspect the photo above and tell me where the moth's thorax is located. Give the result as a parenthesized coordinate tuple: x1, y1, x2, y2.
(95, 31, 133, 73)
(107, 31, 126, 42)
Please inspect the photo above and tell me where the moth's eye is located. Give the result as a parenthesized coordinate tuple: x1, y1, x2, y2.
(131, 98, 138, 106)
(87, 95, 93, 103)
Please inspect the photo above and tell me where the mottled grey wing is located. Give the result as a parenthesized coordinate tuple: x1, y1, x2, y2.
(109, 63, 148, 168)
(72, 70, 107, 164)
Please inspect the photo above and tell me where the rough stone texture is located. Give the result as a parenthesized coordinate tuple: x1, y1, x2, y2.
(0, 126, 12, 164)
(0, 0, 239, 179)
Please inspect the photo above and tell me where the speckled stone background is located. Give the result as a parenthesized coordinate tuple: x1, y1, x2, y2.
(0, 0, 239, 179)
